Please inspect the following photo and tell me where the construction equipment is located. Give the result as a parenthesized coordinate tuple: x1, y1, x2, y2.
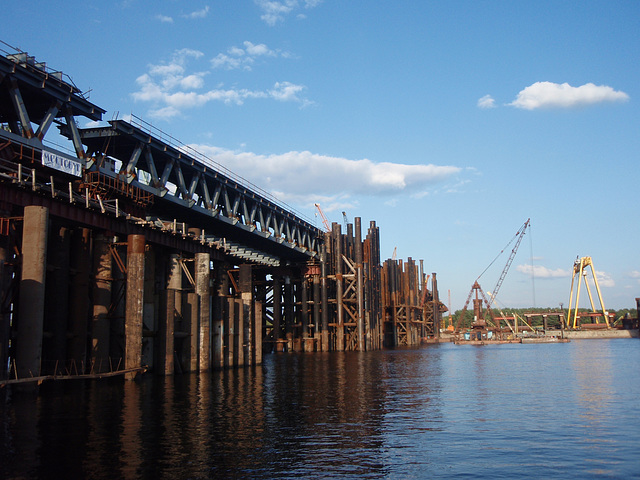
(314, 203, 331, 232)
(486, 218, 530, 307)
(454, 218, 530, 332)
(567, 256, 611, 329)
(454, 280, 497, 331)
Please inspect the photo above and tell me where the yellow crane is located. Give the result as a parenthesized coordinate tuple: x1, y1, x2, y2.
(567, 256, 610, 329)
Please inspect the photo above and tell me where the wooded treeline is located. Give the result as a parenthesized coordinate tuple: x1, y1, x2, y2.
(447, 306, 638, 330)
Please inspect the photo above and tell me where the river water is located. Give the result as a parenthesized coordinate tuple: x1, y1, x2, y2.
(2, 339, 639, 479)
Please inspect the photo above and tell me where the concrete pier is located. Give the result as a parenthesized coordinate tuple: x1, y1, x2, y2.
(16, 205, 48, 379)
(125, 234, 145, 380)
(196, 253, 210, 371)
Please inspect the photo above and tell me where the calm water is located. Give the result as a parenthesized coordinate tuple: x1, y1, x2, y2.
(2, 339, 640, 479)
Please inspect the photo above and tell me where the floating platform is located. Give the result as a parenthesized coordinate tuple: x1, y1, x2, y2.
(452, 339, 522, 345)
(520, 336, 570, 344)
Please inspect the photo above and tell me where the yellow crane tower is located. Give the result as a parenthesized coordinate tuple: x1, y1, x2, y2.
(567, 256, 611, 329)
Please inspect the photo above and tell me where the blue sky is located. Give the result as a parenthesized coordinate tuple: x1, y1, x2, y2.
(5, 1, 639, 311)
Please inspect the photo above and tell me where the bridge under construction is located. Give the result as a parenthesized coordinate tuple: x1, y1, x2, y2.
(0, 44, 446, 386)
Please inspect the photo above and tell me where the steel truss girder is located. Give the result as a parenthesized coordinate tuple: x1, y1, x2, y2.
(0, 55, 105, 167)
(75, 119, 321, 258)
(0, 55, 105, 126)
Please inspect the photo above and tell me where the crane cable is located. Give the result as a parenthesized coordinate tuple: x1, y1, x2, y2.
(529, 222, 536, 308)
(475, 219, 529, 282)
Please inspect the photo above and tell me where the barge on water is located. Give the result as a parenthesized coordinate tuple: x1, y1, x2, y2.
(450, 317, 570, 345)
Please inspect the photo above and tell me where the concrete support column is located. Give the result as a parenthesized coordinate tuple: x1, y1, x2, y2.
(235, 298, 244, 366)
(164, 253, 181, 375)
(301, 275, 309, 338)
(160, 254, 180, 374)
(185, 292, 199, 372)
(239, 264, 253, 366)
(16, 205, 48, 379)
(273, 274, 282, 350)
(196, 253, 210, 371)
(312, 269, 320, 347)
(320, 245, 329, 351)
(91, 234, 112, 373)
(124, 234, 145, 380)
(284, 275, 294, 351)
(68, 227, 91, 371)
(254, 300, 263, 364)
(212, 265, 227, 369)
(226, 297, 235, 367)
(157, 288, 174, 375)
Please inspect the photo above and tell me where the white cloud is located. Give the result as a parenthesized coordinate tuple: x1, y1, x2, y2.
(132, 48, 309, 118)
(244, 41, 275, 57)
(211, 41, 281, 71)
(156, 14, 173, 23)
(629, 270, 640, 279)
(269, 81, 305, 102)
(477, 94, 495, 109)
(510, 82, 629, 110)
(594, 271, 615, 288)
(83, 120, 106, 128)
(188, 144, 461, 202)
(255, 0, 322, 25)
(180, 74, 206, 90)
(183, 6, 210, 19)
(211, 54, 247, 70)
(517, 264, 615, 287)
(517, 264, 570, 278)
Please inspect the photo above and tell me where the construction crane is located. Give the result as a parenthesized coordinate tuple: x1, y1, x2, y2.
(454, 218, 530, 332)
(314, 203, 331, 232)
(454, 280, 498, 331)
(567, 256, 611, 328)
(486, 218, 530, 307)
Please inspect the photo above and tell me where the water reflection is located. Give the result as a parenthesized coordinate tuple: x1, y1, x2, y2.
(1, 341, 640, 479)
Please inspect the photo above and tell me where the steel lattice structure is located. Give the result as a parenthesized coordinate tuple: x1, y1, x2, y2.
(0, 46, 322, 266)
